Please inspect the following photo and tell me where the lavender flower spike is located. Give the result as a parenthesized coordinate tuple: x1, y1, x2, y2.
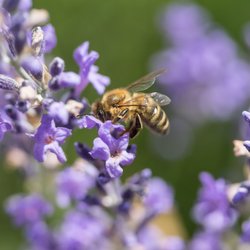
(193, 172, 237, 232)
(34, 114, 71, 163)
(5, 194, 53, 226)
(74, 41, 110, 95)
(90, 121, 136, 178)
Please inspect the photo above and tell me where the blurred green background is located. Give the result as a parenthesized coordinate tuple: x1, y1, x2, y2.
(1, 0, 250, 248)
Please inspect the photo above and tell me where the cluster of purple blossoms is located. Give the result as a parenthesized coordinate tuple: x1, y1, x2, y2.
(0, 1, 185, 249)
(3, 1, 250, 249)
(152, 3, 250, 123)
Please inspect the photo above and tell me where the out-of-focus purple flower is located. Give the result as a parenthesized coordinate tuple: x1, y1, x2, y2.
(73, 41, 110, 95)
(0, 113, 12, 140)
(153, 3, 250, 123)
(34, 114, 71, 163)
(138, 226, 185, 250)
(143, 177, 173, 214)
(90, 121, 136, 178)
(241, 220, 250, 243)
(56, 164, 98, 207)
(42, 24, 57, 53)
(5, 194, 53, 226)
(55, 210, 108, 250)
(47, 101, 69, 125)
(189, 231, 222, 250)
(161, 4, 209, 45)
(25, 221, 54, 250)
(193, 172, 237, 232)
(18, 0, 32, 11)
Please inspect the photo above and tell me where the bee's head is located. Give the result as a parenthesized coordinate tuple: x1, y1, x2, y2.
(91, 101, 111, 122)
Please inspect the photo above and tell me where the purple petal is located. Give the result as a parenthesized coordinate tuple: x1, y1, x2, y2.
(73, 41, 90, 66)
(58, 72, 81, 88)
(54, 127, 72, 143)
(48, 102, 69, 125)
(118, 150, 136, 166)
(105, 157, 123, 178)
(34, 143, 45, 162)
(42, 24, 57, 53)
(79, 115, 103, 129)
(88, 66, 110, 95)
(90, 137, 110, 161)
(46, 142, 67, 163)
(98, 121, 125, 152)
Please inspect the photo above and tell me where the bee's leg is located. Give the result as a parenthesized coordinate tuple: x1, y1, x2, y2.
(112, 108, 129, 123)
(129, 114, 143, 138)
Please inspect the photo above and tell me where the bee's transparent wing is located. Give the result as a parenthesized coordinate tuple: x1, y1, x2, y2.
(126, 68, 165, 92)
(149, 92, 171, 106)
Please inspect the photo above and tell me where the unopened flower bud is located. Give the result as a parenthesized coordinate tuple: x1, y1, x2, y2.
(49, 57, 65, 76)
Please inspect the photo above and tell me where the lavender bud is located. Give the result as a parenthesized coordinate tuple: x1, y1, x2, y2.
(0, 74, 19, 91)
(243, 111, 250, 123)
(48, 76, 60, 91)
(74, 142, 94, 162)
(232, 187, 248, 204)
(49, 57, 65, 76)
(21, 56, 43, 80)
(14, 30, 26, 55)
(2, 29, 17, 57)
(42, 98, 53, 110)
(16, 100, 30, 113)
(5, 104, 18, 120)
(83, 195, 100, 206)
(31, 26, 44, 56)
(2, 0, 20, 12)
(244, 141, 250, 151)
(97, 173, 111, 185)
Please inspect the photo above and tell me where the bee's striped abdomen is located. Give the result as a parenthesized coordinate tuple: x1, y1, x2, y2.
(141, 97, 169, 134)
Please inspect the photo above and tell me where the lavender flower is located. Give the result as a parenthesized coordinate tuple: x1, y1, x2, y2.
(137, 226, 185, 250)
(47, 101, 69, 125)
(5, 194, 53, 226)
(90, 120, 136, 178)
(241, 220, 250, 243)
(189, 231, 222, 250)
(73, 41, 110, 95)
(55, 210, 109, 250)
(153, 3, 250, 123)
(56, 162, 98, 207)
(143, 177, 173, 215)
(42, 24, 57, 53)
(25, 221, 54, 250)
(193, 172, 237, 232)
(34, 114, 71, 163)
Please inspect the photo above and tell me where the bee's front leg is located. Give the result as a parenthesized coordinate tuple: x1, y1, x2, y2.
(112, 108, 129, 123)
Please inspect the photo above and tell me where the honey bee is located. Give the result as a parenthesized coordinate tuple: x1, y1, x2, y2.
(91, 69, 171, 138)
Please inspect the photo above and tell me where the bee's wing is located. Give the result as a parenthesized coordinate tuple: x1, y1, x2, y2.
(126, 68, 166, 92)
(149, 92, 171, 106)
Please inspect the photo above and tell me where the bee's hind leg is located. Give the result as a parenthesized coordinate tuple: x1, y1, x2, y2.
(129, 114, 143, 139)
